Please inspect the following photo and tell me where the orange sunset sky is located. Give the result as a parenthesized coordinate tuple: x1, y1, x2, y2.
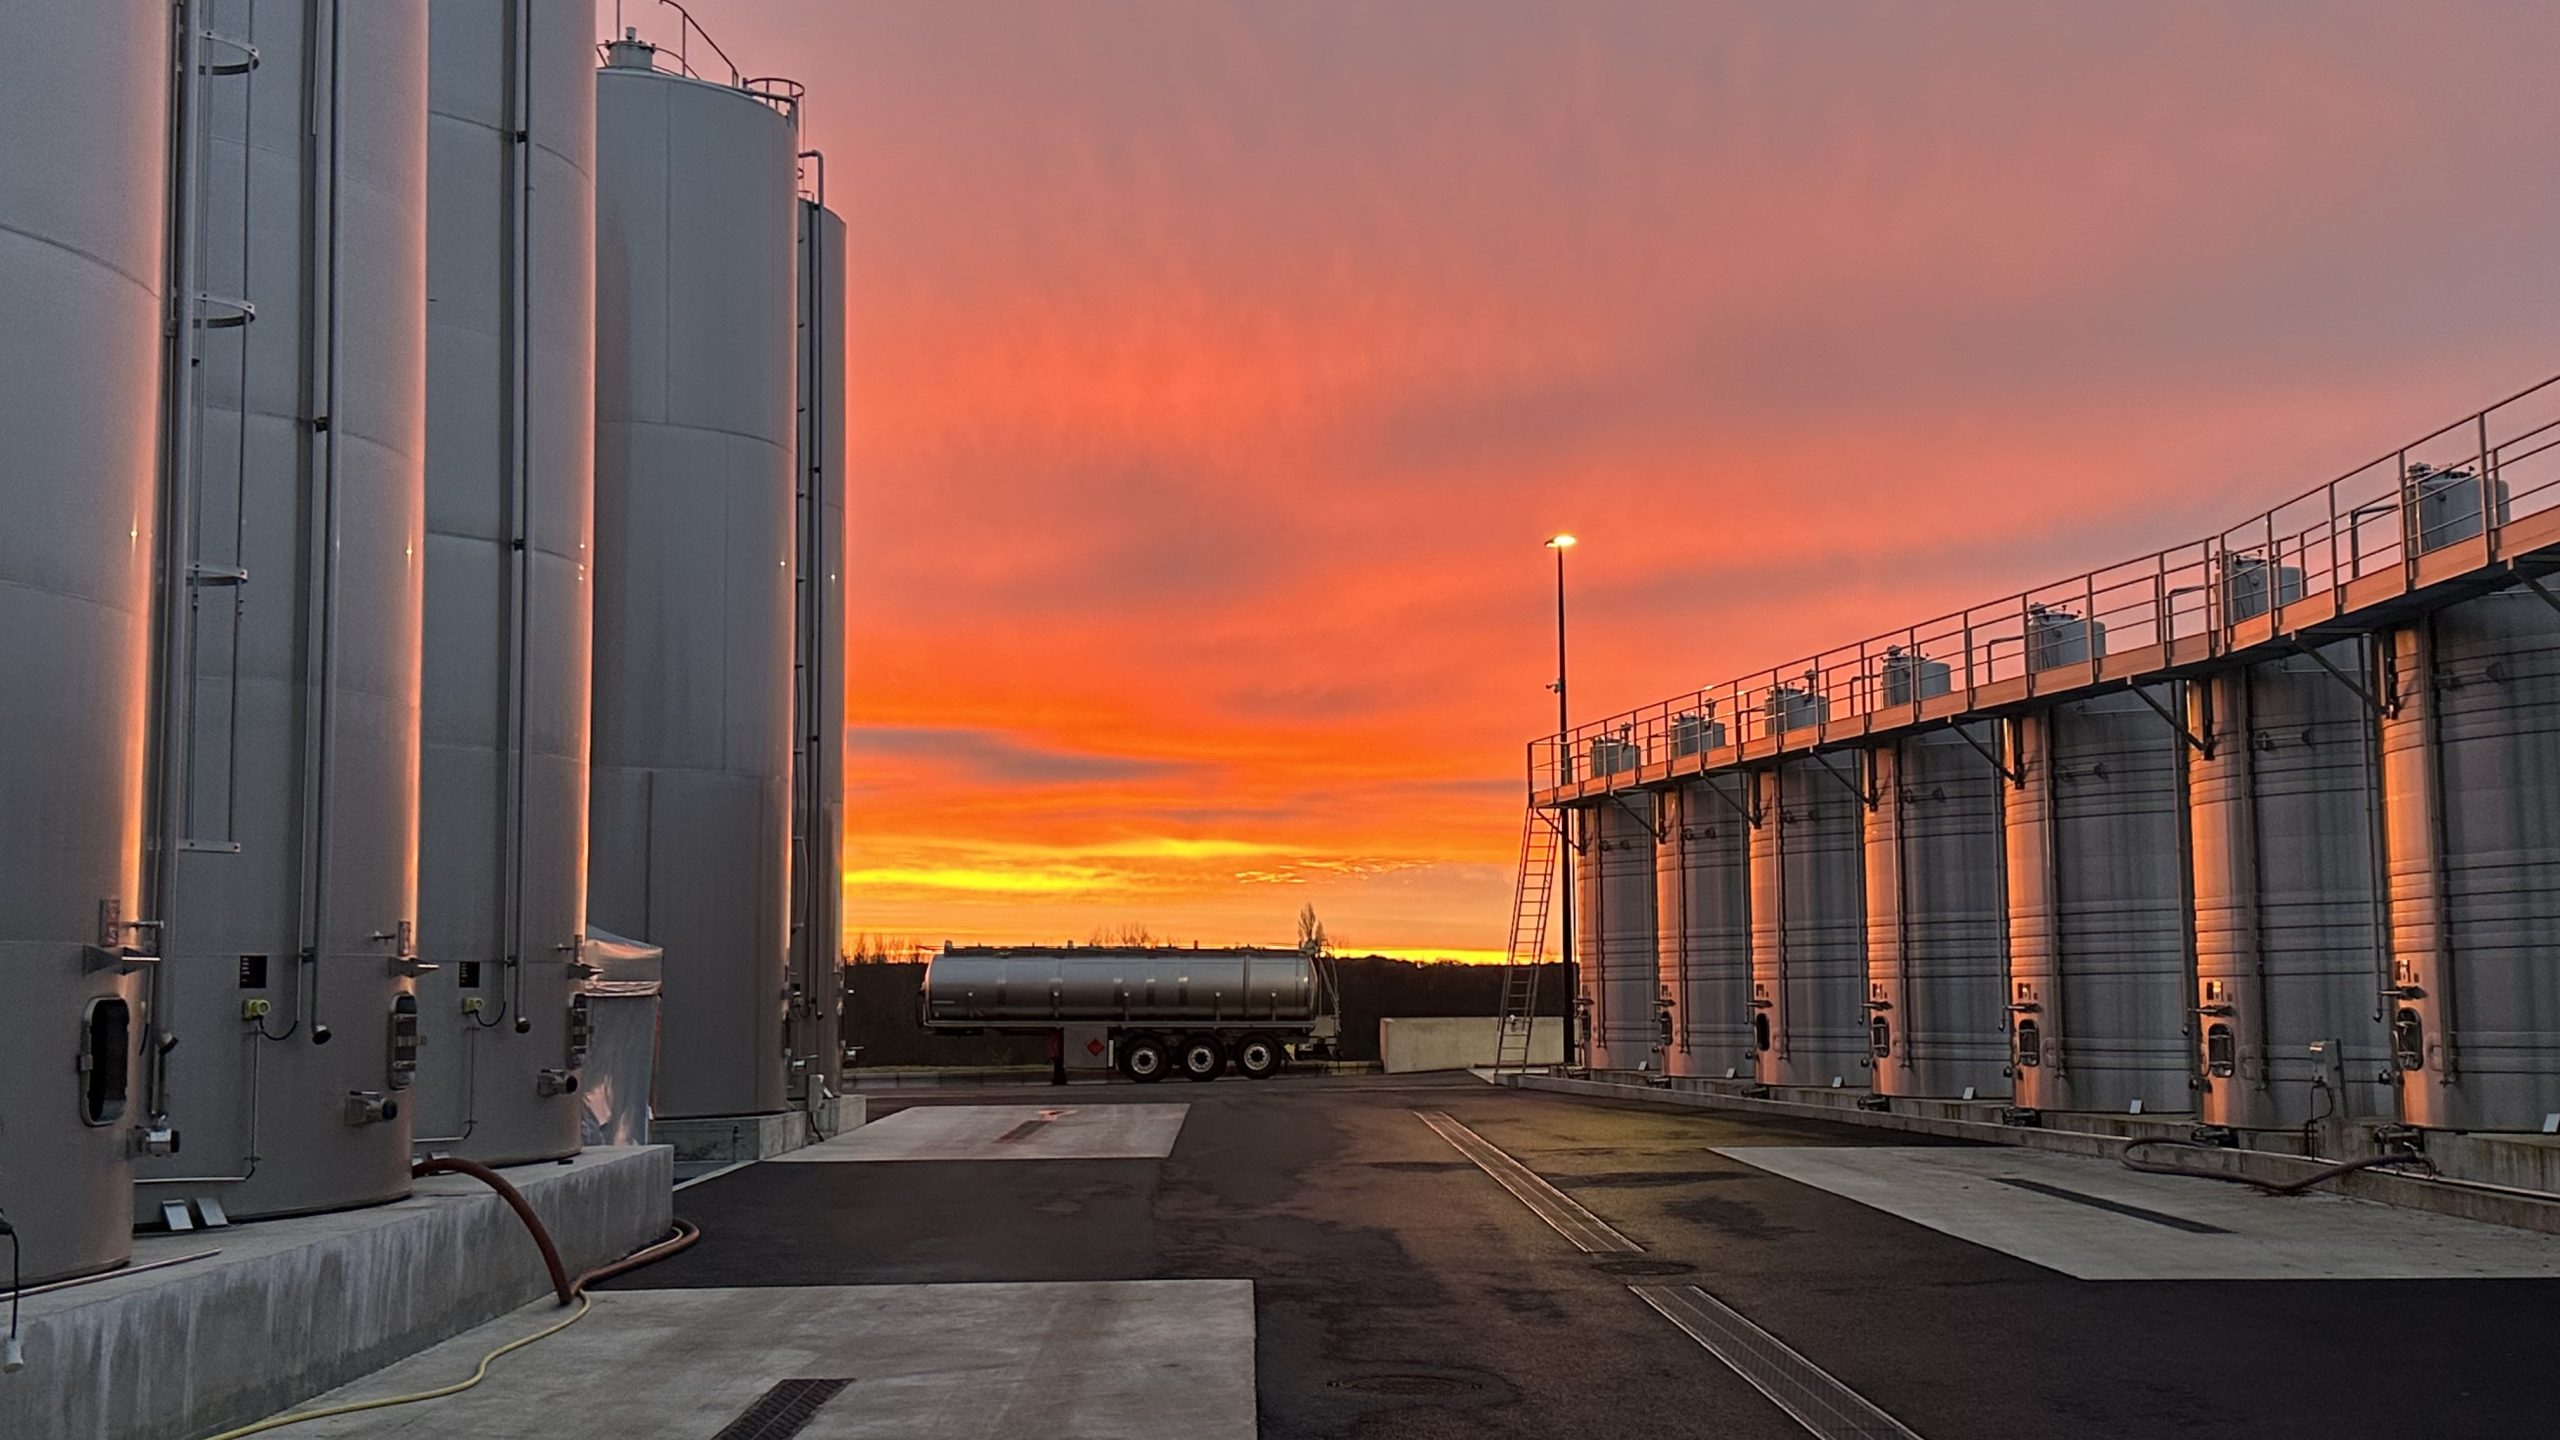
(629, 1, 2560, 962)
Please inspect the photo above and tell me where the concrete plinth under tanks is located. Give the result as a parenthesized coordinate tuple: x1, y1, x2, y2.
(1556, 579, 2560, 1136)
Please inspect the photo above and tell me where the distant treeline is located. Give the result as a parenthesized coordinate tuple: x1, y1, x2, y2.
(841, 956, 1568, 1067)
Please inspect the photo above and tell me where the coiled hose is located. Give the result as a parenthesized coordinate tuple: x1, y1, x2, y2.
(202, 1160, 700, 1439)
(2121, 1138, 2436, 1195)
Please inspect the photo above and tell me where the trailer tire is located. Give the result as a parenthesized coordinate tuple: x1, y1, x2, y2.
(1122, 1036, 1170, 1083)
(1177, 1035, 1226, 1082)
(1234, 1036, 1281, 1080)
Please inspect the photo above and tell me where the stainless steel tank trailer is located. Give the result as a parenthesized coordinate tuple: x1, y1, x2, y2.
(920, 945, 1343, 1081)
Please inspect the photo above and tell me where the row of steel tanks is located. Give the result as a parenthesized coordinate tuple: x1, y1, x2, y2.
(0, 1, 848, 1286)
(1573, 589, 2560, 1136)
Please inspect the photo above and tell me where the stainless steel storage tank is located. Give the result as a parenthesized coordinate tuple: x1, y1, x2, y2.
(588, 36, 800, 1121)
(1750, 760, 1868, 1087)
(1574, 798, 1662, 1069)
(2005, 688, 2193, 1114)
(414, 0, 598, 1165)
(1866, 726, 2009, 1099)
(2188, 643, 2391, 1132)
(137, 0, 432, 1222)
(788, 193, 847, 1105)
(2384, 591, 2560, 1129)
(1656, 776, 1753, 1078)
(0, 0, 167, 1282)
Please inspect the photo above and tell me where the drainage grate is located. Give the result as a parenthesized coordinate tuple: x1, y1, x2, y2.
(1991, 1177, 2230, 1234)
(1414, 1110, 1640, 1254)
(1631, 1286, 1923, 1440)
(711, 1379, 854, 1440)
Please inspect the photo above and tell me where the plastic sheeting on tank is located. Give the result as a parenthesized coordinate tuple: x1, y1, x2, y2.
(580, 927, 662, 1148)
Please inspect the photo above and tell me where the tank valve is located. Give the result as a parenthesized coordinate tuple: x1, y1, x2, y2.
(344, 1091, 399, 1125)
(536, 1068, 581, 1097)
(240, 998, 271, 1022)
(461, 996, 485, 1016)
(131, 1125, 180, 1157)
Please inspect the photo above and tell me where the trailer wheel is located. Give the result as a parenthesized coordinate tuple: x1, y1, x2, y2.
(1122, 1036, 1170, 1083)
(1177, 1035, 1226, 1082)
(1234, 1036, 1281, 1080)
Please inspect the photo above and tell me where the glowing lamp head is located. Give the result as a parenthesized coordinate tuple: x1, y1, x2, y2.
(1546, 533, 1577, 550)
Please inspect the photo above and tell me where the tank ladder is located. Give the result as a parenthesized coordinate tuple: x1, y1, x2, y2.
(1492, 806, 1564, 1073)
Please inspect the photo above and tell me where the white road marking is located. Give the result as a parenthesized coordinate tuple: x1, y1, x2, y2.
(768, 1104, 1189, 1162)
(265, 1280, 1256, 1438)
(1714, 1145, 2560, 1280)
(1632, 1284, 1926, 1440)
(1414, 1110, 1640, 1253)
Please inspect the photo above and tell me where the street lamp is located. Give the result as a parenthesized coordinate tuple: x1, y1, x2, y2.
(1545, 533, 1576, 1068)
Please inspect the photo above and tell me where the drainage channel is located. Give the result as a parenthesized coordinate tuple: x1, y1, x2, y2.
(1414, 1110, 1640, 1253)
(1632, 1286, 1924, 1440)
(1415, 1108, 1928, 1439)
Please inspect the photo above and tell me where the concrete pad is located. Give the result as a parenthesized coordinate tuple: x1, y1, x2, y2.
(0, 1146, 672, 1440)
(768, 1103, 1188, 1162)
(1716, 1145, 2560, 1281)
(266, 1280, 1257, 1439)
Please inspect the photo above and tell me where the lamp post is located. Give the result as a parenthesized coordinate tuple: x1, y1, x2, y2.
(1547, 533, 1576, 1069)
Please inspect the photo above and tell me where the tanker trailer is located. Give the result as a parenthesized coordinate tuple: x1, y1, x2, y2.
(920, 945, 1341, 1082)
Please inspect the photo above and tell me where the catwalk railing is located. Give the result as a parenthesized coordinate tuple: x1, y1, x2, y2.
(1532, 372, 2560, 799)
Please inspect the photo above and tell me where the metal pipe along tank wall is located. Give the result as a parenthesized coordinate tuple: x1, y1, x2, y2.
(1574, 798, 1661, 1070)
(789, 195, 847, 1103)
(1751, 760, 1868, 1087)
(1655, 777, 1752, 1079)
(2385, 592, 2560, 1129)
(139, 0, 431, 1221)
(1866, 727, 2009, 1099)
(2188, 644, 2391, 1132)
(588, 48, 799, 1120)
(415, 0, 598, 1165)
(0, 0, 168, 1283)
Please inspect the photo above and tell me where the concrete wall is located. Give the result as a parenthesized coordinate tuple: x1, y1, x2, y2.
(1380, 1016, 1564, 1073)
(3, 1146, 671, 1440)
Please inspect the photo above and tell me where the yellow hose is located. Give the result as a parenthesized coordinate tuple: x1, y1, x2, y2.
(199, 1293, 594, 1440)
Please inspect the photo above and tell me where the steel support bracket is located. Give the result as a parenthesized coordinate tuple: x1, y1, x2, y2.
(1806, 749, 1877, 811)
(2129, 684, 2210, 756)
(2517, 571, 2560, 621)
(1948, 721, 2022, 786)
(2296, 640, 2386, 718)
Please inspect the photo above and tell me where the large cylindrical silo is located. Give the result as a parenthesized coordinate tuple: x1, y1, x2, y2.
(2023, 688, 2195, 1114)
(2385, 591, 2560, 1129)
(0, 0, 167, 1283)
(1656, 776, 1753, 1078)
(1867, 726, 2009, 1099)
(1573, 798, 1660, 1070)
(139, 0, 432, 1220)
(789, 193, 847, 1104)
(589, 38, 799, 1120)
(414, 0, 598, 1165)
(2189, 644, 2390, 1132)
(1751, 759, 1868, 1087)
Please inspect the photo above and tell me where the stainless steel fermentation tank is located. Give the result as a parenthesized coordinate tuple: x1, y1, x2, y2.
(1750, 759, 1868, 1087)
(2383, 589, 2560, 1130)
(0, 0, 168, 1282)
(2188, 642, 2391, 1131)
(2004, 688, 2194, 1114)
(588, 37, 800, 1120)
(413, 0, 598, 1165)
(1572, 797, 1661, 1069)
(137, 0, 432, 1222)
(922, 948, 1323, 1028)
(1656, 775, 1753, 1078)
(1866, 725, 2009, 1099)
(788, 193, 847, 1105)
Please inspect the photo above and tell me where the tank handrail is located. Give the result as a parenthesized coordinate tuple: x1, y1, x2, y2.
(1532, 372, 2560, 795)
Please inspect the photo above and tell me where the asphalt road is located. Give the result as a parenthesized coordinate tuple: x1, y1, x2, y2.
(623, 1073, 2560, 1439)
